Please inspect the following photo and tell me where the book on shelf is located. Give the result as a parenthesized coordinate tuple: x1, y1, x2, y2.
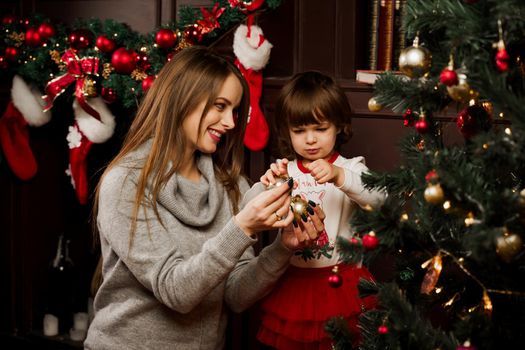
(368, 0, 408, 71)
(356, 70, 405, 85)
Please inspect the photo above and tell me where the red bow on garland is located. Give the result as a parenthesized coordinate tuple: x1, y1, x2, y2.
(228, 0, 265, 12)
(197, 2, 225, 37)
(43, 49, 101, 120)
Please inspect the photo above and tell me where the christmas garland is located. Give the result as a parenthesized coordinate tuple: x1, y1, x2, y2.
(0, 0, 281, 109)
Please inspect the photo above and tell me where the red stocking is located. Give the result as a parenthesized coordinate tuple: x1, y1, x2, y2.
(0, 101, 37, 180)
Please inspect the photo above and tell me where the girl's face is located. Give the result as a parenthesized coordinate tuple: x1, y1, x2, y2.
(182, 74, 243, 155)
(289, 120, 339, 163)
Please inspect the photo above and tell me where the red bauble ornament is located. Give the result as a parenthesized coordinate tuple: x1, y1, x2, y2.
(456, 105, 492, 138)
(25, 27, 42, 47)
(2, 14, 16, 25)
(415, 118, 429, 133)
(38, 23, 55, 40)
(5, 46, 18, 61)
(101, 87, 117, 103)
(111, 47, 137, 74)
(95, 35, 116, 53)
(328, 266, 343, 288)
(377, 325, 389, 334)
(403, 108, 415, 127)
(362, 232, 379, 250)
(155, 28, 177, 49)
(19, 18, 29, 27)
(184, 24, 203, 43)
(142, 75, 156, 92)
(495, 48, 509, 72)
(167, 51, 176, 62)
(135, 52, 151, 71)
(350, 237, 360, 245)
(440, 68, 458, 86)
(68, 29, 93, 50)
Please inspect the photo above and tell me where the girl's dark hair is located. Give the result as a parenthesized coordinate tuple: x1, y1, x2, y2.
(274, 71, 353, 159)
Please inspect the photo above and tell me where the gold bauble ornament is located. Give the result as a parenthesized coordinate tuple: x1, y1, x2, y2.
(424, 183, 444, 205)
(290, 195, 308, 221)
(398, 37, 432, 78)
(368, 97, 383, 112)
(446, 73, 479, 103)
(495, 230, 523, 263)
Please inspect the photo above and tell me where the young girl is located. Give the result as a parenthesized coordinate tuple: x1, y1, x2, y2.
(84, 47, 325, 350)
(257, 71, 386, 349)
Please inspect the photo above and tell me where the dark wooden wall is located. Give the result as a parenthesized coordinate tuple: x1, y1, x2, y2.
(0, 0, 443, 348)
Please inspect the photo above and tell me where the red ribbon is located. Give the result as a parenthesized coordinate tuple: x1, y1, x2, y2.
(43, 49, 101, 120)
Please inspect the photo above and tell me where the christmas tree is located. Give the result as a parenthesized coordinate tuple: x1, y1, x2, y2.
(328, 1, 525, 349)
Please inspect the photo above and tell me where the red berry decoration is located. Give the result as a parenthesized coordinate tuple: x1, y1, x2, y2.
(328, 266, 343, 288)
(101, 87, 117, 104)
(19, 18, 29, 27)
(362, 231, 379, 250)
(403, 108, 416, 127)
(25, 27, 42, 47)
(135, 52, 151, 71)
(495, 48, 509, 72)
(38, 23, 55, 40)
(111, 47, 137, 74)
(439, 68, 459, 86)
(155, 28, 177, 49)
(68, 29, 93, 50)
(142, 75, 155, 92)
(96, 35, 116, 53)
(184, 24, 203, 43)
(4, 46, 18, 61)
(377, 325, 389, 334)
(415, 118, 429, 134)
(2, 14, 16, 25)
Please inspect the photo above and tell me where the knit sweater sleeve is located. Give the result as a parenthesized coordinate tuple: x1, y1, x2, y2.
(98, 167, 257, 314)
(224, 180, 293, 313)
(337, 156, 386, 208)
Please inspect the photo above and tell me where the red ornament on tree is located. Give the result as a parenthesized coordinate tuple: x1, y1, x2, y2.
(496, 48, 509, 72)
(456, 104, 492, 138)
(377, 325, 389, 334)
(362, 231, 379, 250)
(184, 24, 203, 43)
(440, 68, 459, 86)
(96, 35, 116, 53)
(2, 14, 16, 25)
(111, 47, 137, 74)
(328, 266, 343, 288)
(4, 47, 18, 61)
(403, 108, 416, 127)
(19, 18, 30, 27)
(155, 28, 177, 49)
(415, 117, 429, 134)
(38, 23, 56, 40)
(167, 51, 176, 62)
(142, 75, 155, 92)
(101, 87, 117, 104)
(68, 29, 93, 50)
(25, 27, 42, 47)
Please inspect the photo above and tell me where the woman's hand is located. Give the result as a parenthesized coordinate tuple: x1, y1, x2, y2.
(260, 158, 290, 187)
(280, 202, 326, 250)
(235, 178, 294, 236)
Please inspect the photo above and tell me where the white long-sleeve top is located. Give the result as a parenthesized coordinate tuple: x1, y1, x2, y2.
(288, 153, 385, 268)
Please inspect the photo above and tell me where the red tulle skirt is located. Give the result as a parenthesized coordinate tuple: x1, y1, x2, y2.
(257, 264, 377, 350)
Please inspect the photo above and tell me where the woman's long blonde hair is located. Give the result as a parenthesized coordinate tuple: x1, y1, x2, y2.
(93, 46, 249, 248)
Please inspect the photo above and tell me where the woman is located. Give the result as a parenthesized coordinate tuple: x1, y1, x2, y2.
(84, 46, 325, 349)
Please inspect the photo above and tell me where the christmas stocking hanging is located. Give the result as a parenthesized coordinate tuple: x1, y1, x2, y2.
(0, 75, 51, 180)
(233, 22, 272, 151)
(67, 97, 115, 204)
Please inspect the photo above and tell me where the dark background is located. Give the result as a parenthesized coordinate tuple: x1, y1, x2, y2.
(0, 0, 464, 349)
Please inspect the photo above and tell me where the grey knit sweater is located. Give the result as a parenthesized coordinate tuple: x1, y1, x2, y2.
(84, 143, 293, 350)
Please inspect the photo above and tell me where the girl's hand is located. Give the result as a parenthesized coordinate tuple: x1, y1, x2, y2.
(280, 202, 326, 250)
(260, 158, 290, 187)
(306, 159, 344, 186)
(235, 178, 294, 236)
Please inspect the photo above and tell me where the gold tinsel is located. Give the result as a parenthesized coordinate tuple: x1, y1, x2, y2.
(175, 36, 193, 53)
(102, 63, 114, 79)
(8, 32, 25, 47)
(131, 69, 148, 81)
